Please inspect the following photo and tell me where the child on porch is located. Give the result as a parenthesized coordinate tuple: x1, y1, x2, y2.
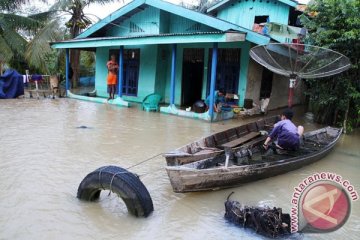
(205, 89, 226, 112)
(106, 54, 119, 100)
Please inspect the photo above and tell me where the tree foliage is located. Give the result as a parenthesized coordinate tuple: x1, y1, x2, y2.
(300, 0, 360, 132)
(0, 0, 118, 77)
(179, 0, 220, 13)
(49, 0, 118, 87)
(0, 0, 61, 74)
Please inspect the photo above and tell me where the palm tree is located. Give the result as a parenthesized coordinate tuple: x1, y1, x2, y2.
(179, 0, 220, 13)
(0, 0, 121, 81)
(0, 0, 61, 74)
(49, 0, 120, 88)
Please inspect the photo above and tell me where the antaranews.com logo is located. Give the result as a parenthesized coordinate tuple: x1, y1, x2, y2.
(291, 172, 358, 233)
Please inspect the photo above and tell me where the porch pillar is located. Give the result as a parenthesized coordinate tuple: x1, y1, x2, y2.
(238, 42, 250, 107)
(118, 46, 124, 98)
(170, 44, 177, 105)
(209, 42, 218, 120)
(65, 48, 70, 96)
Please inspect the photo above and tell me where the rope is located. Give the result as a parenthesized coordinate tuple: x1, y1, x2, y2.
(134, 165, 166, 179)
(98, 166, 109, 190)
(95, 152, 166, 195)
(95, 152, 166, 196)
(108, 171, 126, 196)
(126, 152, 164, 170)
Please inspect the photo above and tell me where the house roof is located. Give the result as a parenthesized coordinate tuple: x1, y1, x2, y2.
(207, 0, 298, 14)
(51, 31, 248, 49)
(75, 0, 269, 45)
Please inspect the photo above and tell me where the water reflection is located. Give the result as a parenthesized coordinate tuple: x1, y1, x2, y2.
(0, 99, 359, 239)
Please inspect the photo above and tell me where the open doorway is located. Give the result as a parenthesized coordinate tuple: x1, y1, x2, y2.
(259, 67, 273, 99)
(181, 48, 204, 107)
(207, 48, 240, 96)
(109, 49, 140, 96)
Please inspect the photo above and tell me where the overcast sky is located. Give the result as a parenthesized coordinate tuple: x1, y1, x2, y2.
(85, 0, 310, 20)
(84, 0, 189, 20)
(32, 0, 310, 22)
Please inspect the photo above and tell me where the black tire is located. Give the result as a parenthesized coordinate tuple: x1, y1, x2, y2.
(77, 165, 154, 217)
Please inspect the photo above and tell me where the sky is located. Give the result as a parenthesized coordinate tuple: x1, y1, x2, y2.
(34, 0, 199, 21)
(84, 0, 184, 20)
(85, 0, 310, 20)
(34, 0, 310, 22)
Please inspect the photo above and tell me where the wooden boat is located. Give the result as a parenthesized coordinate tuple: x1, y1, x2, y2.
(166, 127, 342, 193)
(163, 115, 280, 166)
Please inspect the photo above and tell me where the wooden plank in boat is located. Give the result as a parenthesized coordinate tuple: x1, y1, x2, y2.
(221, 132, 261, 148)
(239, 135, 267, 149)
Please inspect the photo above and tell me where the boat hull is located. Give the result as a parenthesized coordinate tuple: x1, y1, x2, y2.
(164, 115, 279, 166)
(166, 127, 342, 192)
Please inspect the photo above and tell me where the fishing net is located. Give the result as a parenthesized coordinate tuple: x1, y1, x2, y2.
(224, 193, 291, 238)
(249, 43, 351, 79)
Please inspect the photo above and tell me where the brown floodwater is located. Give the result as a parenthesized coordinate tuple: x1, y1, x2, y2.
(0, 98, 359, 240)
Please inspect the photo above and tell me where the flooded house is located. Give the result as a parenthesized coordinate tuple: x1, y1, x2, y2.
(51, 0, 304, 121)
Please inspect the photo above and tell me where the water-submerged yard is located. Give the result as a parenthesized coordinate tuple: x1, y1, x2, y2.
(0, 98, 359, 240)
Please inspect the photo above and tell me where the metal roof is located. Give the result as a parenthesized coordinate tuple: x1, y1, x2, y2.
(51, 31, 248, 49)
(74, 0, 269, 45)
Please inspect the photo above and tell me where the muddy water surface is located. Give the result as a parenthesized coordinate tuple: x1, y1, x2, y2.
(0, 99, 359, 240)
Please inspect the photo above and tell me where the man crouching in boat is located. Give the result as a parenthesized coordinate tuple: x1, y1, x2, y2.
(263, 108, 304, 151)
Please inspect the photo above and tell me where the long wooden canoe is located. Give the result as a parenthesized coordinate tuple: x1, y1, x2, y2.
(166, 127, 342, 193)
(163, 115, 280, 166)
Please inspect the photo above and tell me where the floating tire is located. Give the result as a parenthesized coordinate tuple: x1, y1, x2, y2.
(77, 165, 154, 217)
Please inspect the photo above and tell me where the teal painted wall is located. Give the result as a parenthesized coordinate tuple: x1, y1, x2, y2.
(238, 41, 250, 107)
(216, 0, 290, 30)
(169, 14, 215, 33)
(106, 7, 216, 37)
(95, 47, 109, 95)
(123, 44, 158, 103)
(107, 7, 160, 36)
(95, 42, 251, 106)
(161, 42, 250, 106)
(94, 45, 158, 103)
(154, 45, 170, 100)
(159, 11, 170, 34)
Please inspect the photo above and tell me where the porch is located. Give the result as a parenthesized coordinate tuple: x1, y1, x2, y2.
(52, 32, 263, 121)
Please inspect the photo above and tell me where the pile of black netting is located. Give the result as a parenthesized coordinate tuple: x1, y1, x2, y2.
(224, 193, 291, 238)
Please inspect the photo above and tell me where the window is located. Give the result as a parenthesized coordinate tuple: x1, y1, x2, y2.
(254, 16, 269, 24)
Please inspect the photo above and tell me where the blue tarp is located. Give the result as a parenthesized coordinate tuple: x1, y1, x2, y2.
(0, 69, 24, 99)
(79, 76, 95, 86)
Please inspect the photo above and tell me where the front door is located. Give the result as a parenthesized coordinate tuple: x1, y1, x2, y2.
(109, 49, 140, 96)
(181, 48, 204, 107)
(122, 49, 140, 96)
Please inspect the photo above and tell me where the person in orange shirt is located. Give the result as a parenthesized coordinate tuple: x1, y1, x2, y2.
(106, 54, 119, 100)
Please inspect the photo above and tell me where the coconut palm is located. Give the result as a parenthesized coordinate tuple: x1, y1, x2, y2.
(0, 0, 59, 74)
(49, 0, 120, 87)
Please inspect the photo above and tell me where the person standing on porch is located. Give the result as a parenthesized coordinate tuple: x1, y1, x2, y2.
(106, 54, 119, 100)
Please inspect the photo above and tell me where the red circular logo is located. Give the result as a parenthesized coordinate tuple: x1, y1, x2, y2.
(301, 183, 350, 232)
